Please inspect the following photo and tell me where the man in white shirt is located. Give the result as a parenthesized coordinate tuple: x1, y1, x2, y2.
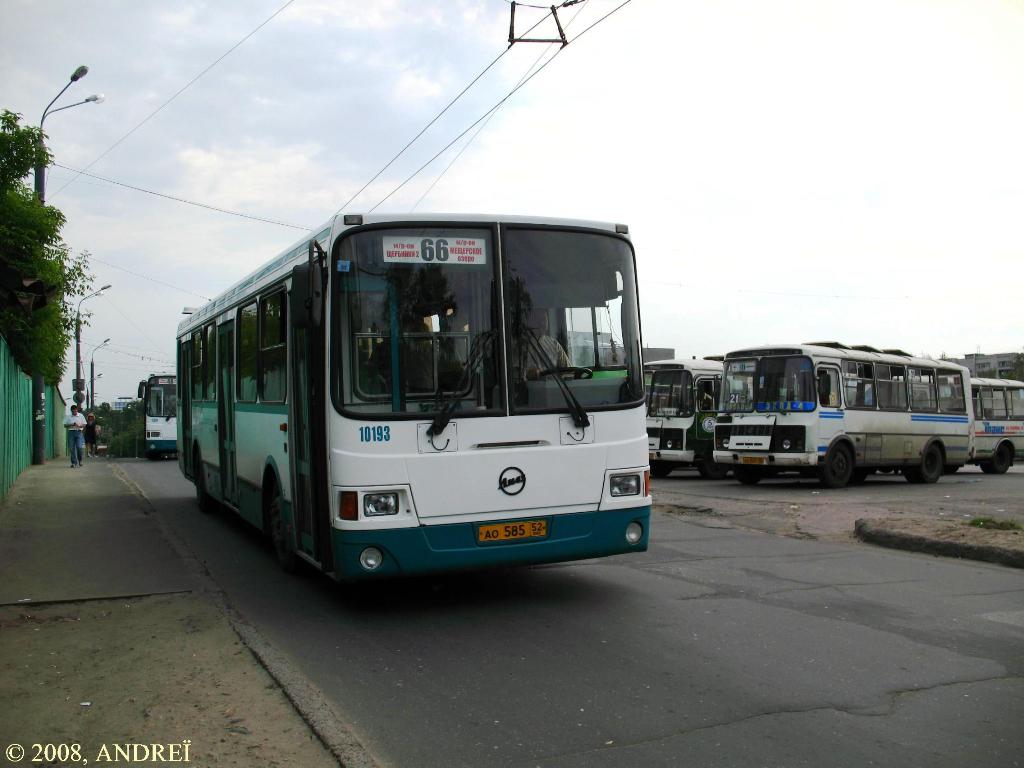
(63, 404, 86, 467)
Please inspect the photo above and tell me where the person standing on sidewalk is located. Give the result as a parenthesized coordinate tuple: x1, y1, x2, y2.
(63, 405, 86, 467)
(83, 412, 100, 458)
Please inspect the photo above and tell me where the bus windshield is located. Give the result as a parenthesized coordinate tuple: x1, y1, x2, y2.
(723, 356, 815, 413)
(147, 381, 177, 418)
(505, 228, 642, 413)
(337, 227, 501, 416)
(336, 225, 642, 417)
(648, 369, 691, 417)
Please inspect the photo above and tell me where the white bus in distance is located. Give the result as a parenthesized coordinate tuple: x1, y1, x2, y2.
(138, 374, 177, 459)
(176, 213, 651, 581)
(969, 377, 1023, 474)
(713, 343, 973, 488)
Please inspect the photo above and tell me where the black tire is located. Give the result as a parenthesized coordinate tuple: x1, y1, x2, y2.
(734, 466, 763, 485)
(819, 443, 854, 489)
(650, 461, 674, 478)
(696, 459, 730, 480)
(906, 443, 943, 484)
(989, 443, 1013, 475)
(850, 468, 872, 485)
(267, 488, 297, 573)
(979, 462, 996, 475)
(194, 449, 217, 513)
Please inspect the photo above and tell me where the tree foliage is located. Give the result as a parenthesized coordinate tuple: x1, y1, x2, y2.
(0, 109, 92, 382)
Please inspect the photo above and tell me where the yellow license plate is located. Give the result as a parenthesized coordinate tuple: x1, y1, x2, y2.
(741, 456, 766, 465)
(478, 519, 548, 543)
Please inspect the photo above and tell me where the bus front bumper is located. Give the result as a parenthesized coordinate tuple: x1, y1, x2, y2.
(146, 439, 177, 453)
(713, 450, 819, 468)
(330, 506, 651, 580)
(649, 449, 695, 463)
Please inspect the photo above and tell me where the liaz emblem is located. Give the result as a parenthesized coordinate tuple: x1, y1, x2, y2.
(498, 467, 526, 496)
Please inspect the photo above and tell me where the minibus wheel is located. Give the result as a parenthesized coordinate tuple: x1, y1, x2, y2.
(906, 443, 943, 484)
(819, 443, 853, 489)
(696, 460, 730, 480)
(984, 443, 1013, 474)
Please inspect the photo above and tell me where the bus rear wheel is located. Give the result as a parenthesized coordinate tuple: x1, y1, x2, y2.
(734, 466, 763, 485)
(650, 461, 674, 478)
(981, 443, 1013, 475)
(696, 459, 730, 480)
(905, 443, 943, 484)
(819, 444, 853, 489)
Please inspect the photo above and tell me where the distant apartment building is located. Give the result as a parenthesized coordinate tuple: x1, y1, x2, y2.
(948, 352, 1021, 379)
(642, 347, 675, 364)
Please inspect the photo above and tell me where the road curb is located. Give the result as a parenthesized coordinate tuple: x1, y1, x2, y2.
(111, 463, 380, 768)
(854, 518, 1024, 569)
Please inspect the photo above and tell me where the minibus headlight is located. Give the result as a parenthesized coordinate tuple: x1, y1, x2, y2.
(665, 440, 674, 448)
(364, 492, 399, 516)
(782, 439, 791, 450)
(610, 474, 641, 497)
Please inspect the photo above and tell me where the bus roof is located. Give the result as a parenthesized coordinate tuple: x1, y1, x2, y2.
(644, 357, 723, 375)
(723, 343, 967, 372)
(176, 212, 628, 338)
(971, 377, 1024, 388)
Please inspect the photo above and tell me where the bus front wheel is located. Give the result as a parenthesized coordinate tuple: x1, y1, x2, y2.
(819, 444, 853, 489)
(267, 489, 298, 573)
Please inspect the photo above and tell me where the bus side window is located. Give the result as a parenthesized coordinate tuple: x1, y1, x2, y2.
(971, 387, 982, 418)
(817, 368, 840, 408)
(1011, 388, 1024, 419)
(696, 379, 716, 412)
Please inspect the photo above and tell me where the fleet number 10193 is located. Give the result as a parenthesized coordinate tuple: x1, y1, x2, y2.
(359, 426, 391, 443)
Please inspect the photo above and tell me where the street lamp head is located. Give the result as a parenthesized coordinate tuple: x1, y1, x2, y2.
(102, 337, 111, 344)
(100, 284, 112, 291)
(85, 94, 105, 104)
(70, 66, 89, 82)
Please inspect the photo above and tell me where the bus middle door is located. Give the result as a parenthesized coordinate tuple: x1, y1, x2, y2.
(217, 321, 238, 506)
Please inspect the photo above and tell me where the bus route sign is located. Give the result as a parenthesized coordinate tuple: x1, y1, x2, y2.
(382, 236, 487, 265)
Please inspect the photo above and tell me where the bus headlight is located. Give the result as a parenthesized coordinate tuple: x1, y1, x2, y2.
(625, 521, 644, 544)
(610, 474, 641, 497)
(364, 492, 399, 516)
(359, 547, 383, 571)
(782, 439, 791, 450)
(665, 440, 673, 448)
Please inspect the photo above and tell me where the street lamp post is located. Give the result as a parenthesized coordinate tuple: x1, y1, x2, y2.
(89, 338, 111, 410)
(75, 285, 112, 408)
(31, 65, 103, 465)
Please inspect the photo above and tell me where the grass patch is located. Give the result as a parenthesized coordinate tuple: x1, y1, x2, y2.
(968, 517, 1022, 531)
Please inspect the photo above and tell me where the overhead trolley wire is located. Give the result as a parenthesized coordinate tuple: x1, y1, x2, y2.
(87, 255, 213, 302)
(53, 163, 312, 231)
(337, 7, 559, 214)
(51, 0, 299, 199)
(412, 0, 591, 210)
(370, 0, 634, 212)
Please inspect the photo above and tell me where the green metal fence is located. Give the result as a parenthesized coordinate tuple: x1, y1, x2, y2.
(1, 334, 65, 499)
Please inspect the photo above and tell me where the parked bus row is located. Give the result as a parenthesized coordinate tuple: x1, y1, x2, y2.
(645, 345, 1022, 489)
(175, 214, 650, 581)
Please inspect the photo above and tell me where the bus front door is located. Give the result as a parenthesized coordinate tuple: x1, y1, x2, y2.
(217, 322, 238, 506)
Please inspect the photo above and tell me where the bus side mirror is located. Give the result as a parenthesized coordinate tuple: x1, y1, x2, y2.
(291, 240, 326, 329)
(137, 381, 146, 399)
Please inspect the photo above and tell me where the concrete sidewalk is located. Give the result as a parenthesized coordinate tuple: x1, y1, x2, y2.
(0, 460, 338, 767)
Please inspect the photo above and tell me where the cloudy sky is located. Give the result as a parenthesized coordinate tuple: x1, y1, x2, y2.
(2, 0, 1022, 405)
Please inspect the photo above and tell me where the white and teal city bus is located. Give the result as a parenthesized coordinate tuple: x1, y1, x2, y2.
(176, 214, 650, 579)
(713, 343, 973, 487)
(969, 377, 1023, 474)
(138, 373, 177, 459)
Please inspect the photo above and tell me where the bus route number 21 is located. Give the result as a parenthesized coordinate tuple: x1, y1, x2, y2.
(359, 426, 391, 443)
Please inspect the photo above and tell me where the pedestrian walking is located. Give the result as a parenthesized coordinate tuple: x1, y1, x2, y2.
(84, 412, 101, 457)
(64, 404, 86, 467)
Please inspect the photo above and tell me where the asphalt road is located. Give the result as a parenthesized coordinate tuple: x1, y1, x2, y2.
(653, 465, 1024, 540)
(123, 459, 1024, 768)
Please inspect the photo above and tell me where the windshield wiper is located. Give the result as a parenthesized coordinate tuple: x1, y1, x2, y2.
(427, 330, 496, 438)
(522, 327, 590, 429)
